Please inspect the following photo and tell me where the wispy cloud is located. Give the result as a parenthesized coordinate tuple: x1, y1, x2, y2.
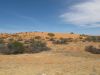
(14, 13, 37, 21)
(60, 0, 100, 27)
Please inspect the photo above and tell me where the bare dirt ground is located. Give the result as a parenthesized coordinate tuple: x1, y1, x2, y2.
(0, 42, 100, 75)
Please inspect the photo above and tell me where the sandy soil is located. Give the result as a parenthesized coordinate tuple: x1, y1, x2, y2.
(0, 32, 100, 75)
(0, 47, 100, 75)
(0, 42, 100, 75)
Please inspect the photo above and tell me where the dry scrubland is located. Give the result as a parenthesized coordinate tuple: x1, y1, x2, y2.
(0, 32, 100, 75)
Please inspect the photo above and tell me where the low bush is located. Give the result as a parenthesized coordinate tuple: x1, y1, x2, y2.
(0, 44, 5, 53)
(48, 33, 55, 37)
(30, 39, 50, 53)
(67, 38, 73, 42)
(0, 38, 4, 44)
(85, 45, 100, 54)
(49, 38, 55, 41)
(3, 41, 24, 54)
(53, 38, 68, 44)
(34, 36, 41, 40)
(85, 36, 100, 42)
(45, 37, 49, 39)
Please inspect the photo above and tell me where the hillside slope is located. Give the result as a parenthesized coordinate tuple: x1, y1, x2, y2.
(0, 32, 81, 40)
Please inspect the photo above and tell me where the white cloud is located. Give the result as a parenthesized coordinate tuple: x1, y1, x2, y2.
(60, 0, 100, 27)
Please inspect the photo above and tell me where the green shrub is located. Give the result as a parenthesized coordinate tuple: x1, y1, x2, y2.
(34, 36, 41, 40)
(53, 38, 68, 44)
(96, 36, 100, 42)
(17, 38, 23, 41)
(85, 36, 100, 42)
(87, 36, 96, 42)
(47, 33, 55, 41)
(45, 37, 49, 39)
(4, 41, 24, 54)
(8, 38, 15, 42)
(0, 38, 4, 44)
(30, 39, 50, 53)
(48, 33, 55, 37)
(85, 45, 100, 54)
(60, 38, 68, 44)
(67, 38, 73, 42)
(49, 38, 55, 41)
(0, 44, 5, 53)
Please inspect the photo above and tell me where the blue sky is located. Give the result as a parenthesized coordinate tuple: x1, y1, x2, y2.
(0, 0, 100, 35)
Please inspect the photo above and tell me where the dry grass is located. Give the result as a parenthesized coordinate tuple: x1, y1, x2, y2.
(0, 52, 100, 75)
(0, 42, 100, 75)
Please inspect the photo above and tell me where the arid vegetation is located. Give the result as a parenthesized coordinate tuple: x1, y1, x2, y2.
(0, 32, 100, 75)
(0, 32, 100, 55)
(30, 39, 50, 53)
(85, 45, 100, 54)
